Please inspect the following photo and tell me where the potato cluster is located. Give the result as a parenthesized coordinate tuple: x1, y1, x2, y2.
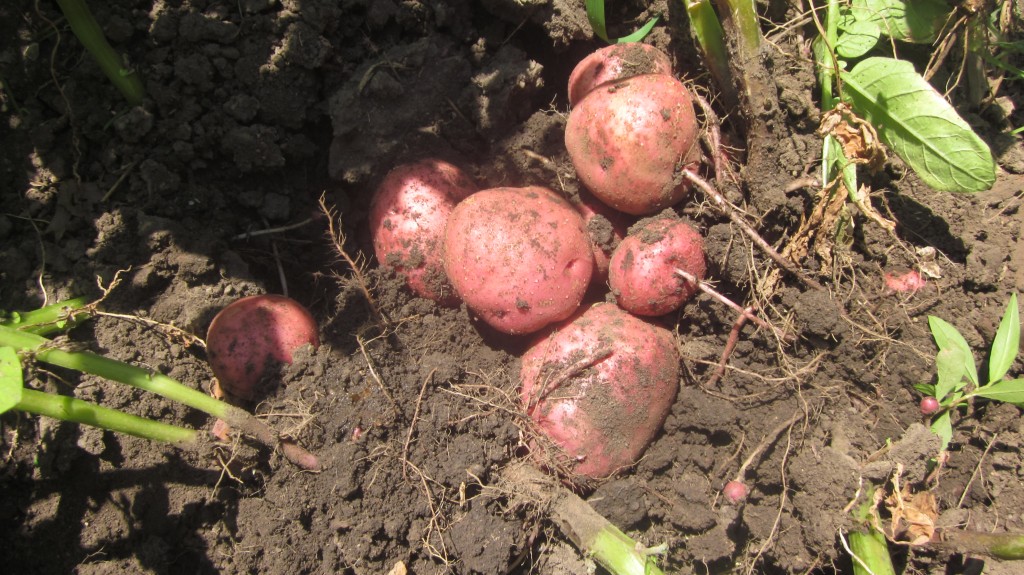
(364, 45, 711, 482)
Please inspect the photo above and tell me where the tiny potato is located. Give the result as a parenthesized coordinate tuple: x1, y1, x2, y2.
(567, 43, 673, 107)
(443, 186, 595, 335)
(571, 187, 634, 283)
(520, 303, 680, 480)
(565, 73, 700, 216)
(369, 158, 477, 304)
(609, 216, 706, 316)
(206, 294, 319, 400)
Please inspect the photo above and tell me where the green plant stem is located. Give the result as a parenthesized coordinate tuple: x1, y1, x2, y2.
(0, 325, 321, 470)
(506, 464, 665, 575)
(56, 0, 145, 106)
(0, 325, 229, 418)
(848, 499, 897, 575)
(16, 387, 197, 443)
(1, 296, 91, 336)
(816, 0, 841, 110)
(685, 0, 737, 110)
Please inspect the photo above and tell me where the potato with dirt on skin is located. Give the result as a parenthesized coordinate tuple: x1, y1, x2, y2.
(565, 73, 700, 216)
(443, 186, 595, 335)
(609, 215, 706, 316)
(206, 294, 320, 401)
(567, 43, 673, 107)
(520, 302, 680, 480)
(369, 158, 477, 304)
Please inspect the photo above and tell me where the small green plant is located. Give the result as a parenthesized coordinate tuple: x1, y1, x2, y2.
(584, 0, 660, 44)
(814, 0, 997, 195)
(1, 297, 319, 470)
(914, 293, 1023, 451)
(56, 0, 145, 105)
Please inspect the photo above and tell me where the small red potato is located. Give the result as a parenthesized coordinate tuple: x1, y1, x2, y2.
(567, 43, 673, 107)
(206, 294, 319, 400)
(609, 216, 706, 316)
(443, 186, 595, 335)
(565, 73, 700, 216)
(571, 188, 634, 283)
(520, 303, 680, 480)
(369, 158, 477, 304)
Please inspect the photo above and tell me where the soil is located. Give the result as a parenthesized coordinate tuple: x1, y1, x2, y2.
(2, 1, 1023, 574)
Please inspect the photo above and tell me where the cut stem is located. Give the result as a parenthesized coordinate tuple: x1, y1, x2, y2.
(1, 296, 91, 336)
(846, 498, 897, 575)
(685, 0, 737, 109)
(16, 388, 197, 444)
(56, 0, 145, 105)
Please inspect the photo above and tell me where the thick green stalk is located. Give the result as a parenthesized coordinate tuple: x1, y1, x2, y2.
(16, 387, 197, 443)
(56, 0, 145, 105)
(585, 521, 666, 575)
(685, 0, 737, 110)
(1, 296, 91, 336)
(716, 0, 762, 52)
(848, 500, 897, 575)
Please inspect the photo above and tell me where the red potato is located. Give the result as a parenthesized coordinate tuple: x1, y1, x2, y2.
(369, 158, 477, 304)
(443, 186, 595, 335)
(565, 73, 700, 216)
(206, 294, 319, 400)
(520, 303, 680, 480)
(571, 187, 634, 283)
(567, 43, 673, 107)
(608, 216, 706, 316)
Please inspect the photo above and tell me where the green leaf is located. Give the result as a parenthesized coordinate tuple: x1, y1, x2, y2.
(913, 383, 936, 396)
(836, 20, 880, 59)
(929, 315, 980, 386)
(989, 293, 1020, 383)
(935, 348, 967, 401)
(0, 347, 23, 414)
(841, 57, 996, 193)
(849, 0, 952, 44)
(930, 410, 953, 451)
(585, 0, 659, 44)
(974, 378, 1024, 407)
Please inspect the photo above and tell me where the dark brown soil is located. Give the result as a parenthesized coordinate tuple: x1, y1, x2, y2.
(2, 1, 1024, 574)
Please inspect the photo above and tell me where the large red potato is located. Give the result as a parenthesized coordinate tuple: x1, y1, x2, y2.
(520, 303, 680, 480)
(568, 43, 673, 107)
(443, 186, 595, 335)
(565, 73, 700, 216)
(609, 216, 706, 316)
(206, 294, 320, 400)
(369, 159, 477, 304)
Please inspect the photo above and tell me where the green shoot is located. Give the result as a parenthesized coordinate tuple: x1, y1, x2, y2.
(56, 0, 145, 106)
(0, 300, 320, 470)
(584, 0, 660, 44)
(846, 498, 897, 575)
(1, 295, 92, 336)
(1, 345, 196, 444)
(684, 0, 735, 109)
(914, 293, 1023, 451)
(16, 388, 198, 444)
(506, 463, 667, 575)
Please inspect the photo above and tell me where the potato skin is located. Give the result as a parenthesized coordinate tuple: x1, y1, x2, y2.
(565, 73, 700, 216)
(520, 303, 680, 480)
(609, 216, 706, 316)
(206, 294, 320, 400)
(369, 159, 476, 304)
(567, 43, 673, 107)
(443, 186, 595, 335)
